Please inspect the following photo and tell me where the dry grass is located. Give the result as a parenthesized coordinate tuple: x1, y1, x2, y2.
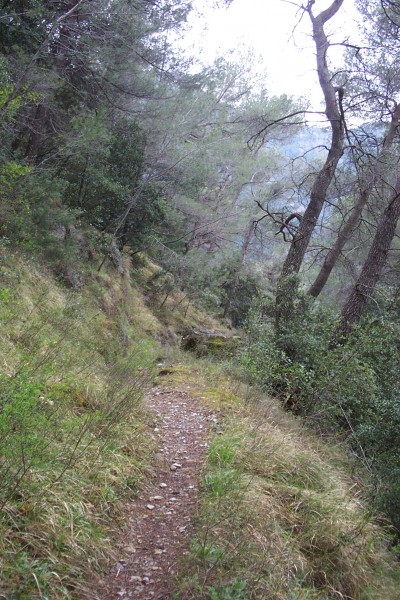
(171, 359, 400, 599)
(0, 250, 160, 598)
(1, 251, 399, 599)
(134, 253, 230, 333)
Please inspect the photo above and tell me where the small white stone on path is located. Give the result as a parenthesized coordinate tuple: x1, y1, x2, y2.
(99, 385, 213, 599)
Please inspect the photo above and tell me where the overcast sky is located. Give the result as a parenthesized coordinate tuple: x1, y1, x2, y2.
(178, 0, 360, 105)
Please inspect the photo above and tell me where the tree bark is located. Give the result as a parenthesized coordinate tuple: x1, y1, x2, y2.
(24, 103, 47, 164)
(276, 0, 345, 335)
(279, 0, 345, 280)
(309, 103, 400, 298)
(332, 170, 400, 344)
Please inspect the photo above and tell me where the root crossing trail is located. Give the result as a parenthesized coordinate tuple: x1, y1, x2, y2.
(96, 386, 217, 600)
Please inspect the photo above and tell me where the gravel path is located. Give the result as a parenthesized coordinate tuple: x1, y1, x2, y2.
(96, 385, 216, 599)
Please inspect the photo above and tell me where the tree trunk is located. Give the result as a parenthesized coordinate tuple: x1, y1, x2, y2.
(24, 104, 47, 164)
(332, 171, 400, 344)
(276, 0, 345, 332)
(280, 0, 345, 279)
(309, 103, 400, 298)
(308, 192, 365, 298)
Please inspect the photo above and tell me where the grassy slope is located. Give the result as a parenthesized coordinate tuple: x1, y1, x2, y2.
(158, 366, 400, 599)
(0, 250, 398, 599)
(0, 251, 162, 598)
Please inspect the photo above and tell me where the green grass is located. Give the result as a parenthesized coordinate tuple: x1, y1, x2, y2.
(172, 361, 400, 600)
(0, 250, 160, 598)
(1, 251, 399, 599)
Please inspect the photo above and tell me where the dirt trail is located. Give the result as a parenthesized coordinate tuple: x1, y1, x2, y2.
(95, 385, 216, 600)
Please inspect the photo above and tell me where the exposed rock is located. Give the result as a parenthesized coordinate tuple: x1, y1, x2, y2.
(181, 326, 241, 356)
(68, 224, 92, 259)
(52, 224, 67, 240)
(110, 239, 125, 276)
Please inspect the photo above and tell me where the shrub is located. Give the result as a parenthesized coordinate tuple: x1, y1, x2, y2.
(240, 297, 400, 534)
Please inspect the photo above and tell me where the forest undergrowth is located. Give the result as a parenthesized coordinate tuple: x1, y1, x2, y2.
(0, 250, 161, 598)
(160, 362, 400, 600)
(0, 250, 399, 599)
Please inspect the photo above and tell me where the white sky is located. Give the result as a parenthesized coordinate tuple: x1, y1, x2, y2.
(179, 0, 360, 105)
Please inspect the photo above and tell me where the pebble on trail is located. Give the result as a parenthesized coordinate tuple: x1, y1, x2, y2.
(96, 386, 214, 599)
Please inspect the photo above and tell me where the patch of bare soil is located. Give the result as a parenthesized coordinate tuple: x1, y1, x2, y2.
(94, 386, 217, 600)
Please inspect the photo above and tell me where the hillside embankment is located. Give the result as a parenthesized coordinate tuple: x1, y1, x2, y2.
(0, 251, 399, 599)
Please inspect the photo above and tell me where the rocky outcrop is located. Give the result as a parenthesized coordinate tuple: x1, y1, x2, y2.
(181, 327, 240, 356)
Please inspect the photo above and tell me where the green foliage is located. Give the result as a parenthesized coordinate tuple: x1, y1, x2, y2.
(223, 270, 261, 327)
(177, 367, 399, 599)
(208, 580, 247, 600)
(241, 300, 317, 413)
(192, 540, 226, 566)
(204, 468, 238, 498)
(0, 256, 159, 597)
(242, 293, 400, 535)
(62, 114, 135, 229)
(0, 0, 52, 55)
(151, 247, 266, 324)
(208, 434, 243, 467)
(0, 305, 147, 508)
(0, 162, 83, 269)
(0, 0, 198, 267)
(0, 161, 32, 237)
